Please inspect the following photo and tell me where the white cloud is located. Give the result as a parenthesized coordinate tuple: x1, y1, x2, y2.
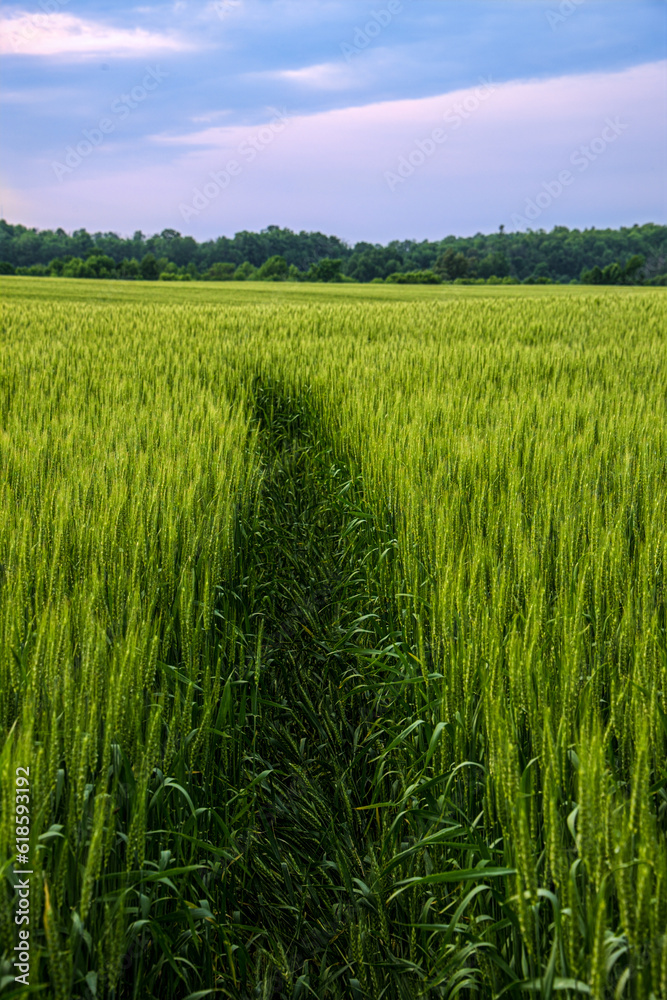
(251, 61, 357, 91)
(0, 12, 193, 57)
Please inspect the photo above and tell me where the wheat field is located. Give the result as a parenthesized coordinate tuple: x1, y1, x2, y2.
(1, 278, 665, 999)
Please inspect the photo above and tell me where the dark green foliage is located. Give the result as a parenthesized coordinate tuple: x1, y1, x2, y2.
(118, 258, 140, 279)
(2, 293, 665, 997)
(386, 270, 441, 284)
(43, 382, 520, 998)
(580, 254, 648, 284)
(204, 262, 236, 281)
(1, 218, 665, 283)
(306, 258, 344, 282)
(434, 249, 469, 280)
(139, 253, 159, 281)
(14, 262, 48, 276)
(234, 261, 258, 280)
(344, 245, 404, 282)
(256, 255, 289, 281)
(476, 252, 510, 279)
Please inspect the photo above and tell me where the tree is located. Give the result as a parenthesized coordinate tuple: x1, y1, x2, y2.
(434, 248, 469, 280)
(16, 263, 48, 276)
(204, 262, 235, 281)
(257, 255, 288, 281)
(623, 254, 645, 283)
(344, 245, 403, 282)
(0, 220, 665, 285)
(529, 261, 551, 281)
(118, 258, 140, 279)
(581, 265, 603, 284)
(601, 262, 622, 284)
(477, 252, 510, 279)
(86, 254, 116, 278)
(62, 257, 93, 278)
(386, 270, 441, 284)
(306, 258, 343, 282)
(234, 261, 257, 280)
(139, 253, 159, 280)
(71, 228, 93, 258)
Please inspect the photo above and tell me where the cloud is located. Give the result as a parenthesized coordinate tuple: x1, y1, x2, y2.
(150, 60, 664, 169)
(150, 108, 290, 149)
(2, 60, 664, 242)
(0, 11, 193, 57)
(1, 86, 79, 104)
(264, 61, 357, 91)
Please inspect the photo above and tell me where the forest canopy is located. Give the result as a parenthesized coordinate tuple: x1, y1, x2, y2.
(1, 220, 665, 284)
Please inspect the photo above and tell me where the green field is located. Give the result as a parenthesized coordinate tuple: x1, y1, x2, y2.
(0, 276, 633, 305)
(1, 278, 666, 999)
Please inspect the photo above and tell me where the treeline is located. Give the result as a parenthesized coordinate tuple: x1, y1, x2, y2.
(1, 220, 666, 285)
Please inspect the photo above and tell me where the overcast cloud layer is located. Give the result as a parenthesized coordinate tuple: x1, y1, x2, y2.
(1, 0, 665, 241)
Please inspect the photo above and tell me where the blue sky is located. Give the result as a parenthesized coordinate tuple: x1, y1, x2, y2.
(1, 0, 665, 242)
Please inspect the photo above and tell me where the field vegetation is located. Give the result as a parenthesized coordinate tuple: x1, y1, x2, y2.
(1, 221, 666, 285)
(0, 279, 666, 999)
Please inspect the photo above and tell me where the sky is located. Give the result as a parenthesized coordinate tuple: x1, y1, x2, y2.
(0, 0, 665, 243)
